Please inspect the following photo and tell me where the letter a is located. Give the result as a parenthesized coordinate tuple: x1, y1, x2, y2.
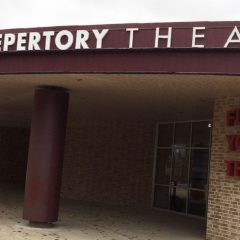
(224, 26, 240, 48)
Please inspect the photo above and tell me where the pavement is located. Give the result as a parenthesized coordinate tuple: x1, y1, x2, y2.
(0, 184, 206, 240)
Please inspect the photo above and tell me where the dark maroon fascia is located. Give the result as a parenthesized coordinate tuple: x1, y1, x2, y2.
(0, 21, 239, 49)
(0, 49, 240, 75)
(0, 21, 240, 75)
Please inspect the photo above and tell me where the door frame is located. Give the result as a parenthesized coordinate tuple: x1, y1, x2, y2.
(151, 119, 212, 219)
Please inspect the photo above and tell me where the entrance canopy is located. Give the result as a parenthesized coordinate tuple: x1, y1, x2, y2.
(0, 74, 240, 127)
(0, 21, 240, 126)
(0, 21, 240, 74)
(0, 22, 240, 236)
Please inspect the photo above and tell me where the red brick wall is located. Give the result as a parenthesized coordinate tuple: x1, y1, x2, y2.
(207, 97, 240, 240)
(62, 120, 155, 208)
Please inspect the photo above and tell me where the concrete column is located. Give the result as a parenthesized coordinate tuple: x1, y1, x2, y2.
(23, 87, 69, 224)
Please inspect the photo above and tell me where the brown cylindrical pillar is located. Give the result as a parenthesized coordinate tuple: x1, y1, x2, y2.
(23, 87, 69, 223)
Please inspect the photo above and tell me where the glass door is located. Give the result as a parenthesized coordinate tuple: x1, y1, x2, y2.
(153, 121, 211, 217)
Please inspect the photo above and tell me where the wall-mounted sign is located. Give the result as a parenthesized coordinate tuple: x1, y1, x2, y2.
(226, 135, 240, 151)
(1, 24, 240, 52)
(226, 109, 240, 177)
(227, 109, 240, 126)
(226, 160, 240, 177)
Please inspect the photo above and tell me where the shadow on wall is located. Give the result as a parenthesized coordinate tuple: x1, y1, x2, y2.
(62, 120, 156, 208)
(0, 127, 30, 188)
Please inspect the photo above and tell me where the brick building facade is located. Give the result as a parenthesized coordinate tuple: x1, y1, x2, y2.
(207, 97, 240, 240)
(62, 120, 155, 208)
(1, 97, 240, 239)
(1, 21, 240, 239)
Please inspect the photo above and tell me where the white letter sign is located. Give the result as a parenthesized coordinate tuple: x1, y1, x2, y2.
(92, 29, 109, 48)
(28, 32, 41, 50)
(155, 27, 172, 48)
(55, 30, 74, 50)
(192, 27, 205, 48)
(3, 33, 16, 51)
(75, 30, 89, 49)
(17, 33, 27, 51)
(224, 26, 240, 48)
(126, 28, 139, 48)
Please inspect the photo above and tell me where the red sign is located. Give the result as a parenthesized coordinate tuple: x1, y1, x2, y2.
(226, 109, 240, 177)
(226, 135, 240, 151)
(225, 160, 240, 177)
(226, 109, 240, 126)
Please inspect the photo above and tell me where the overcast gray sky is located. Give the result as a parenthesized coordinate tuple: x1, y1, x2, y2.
(1, 0, 240, 29)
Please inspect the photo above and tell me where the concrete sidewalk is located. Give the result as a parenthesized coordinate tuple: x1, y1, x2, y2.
(0, 185, 206, 240)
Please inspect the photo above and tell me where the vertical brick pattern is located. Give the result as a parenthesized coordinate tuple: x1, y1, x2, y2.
(62, 120, 155, 208)
(207, 97, 240, 240)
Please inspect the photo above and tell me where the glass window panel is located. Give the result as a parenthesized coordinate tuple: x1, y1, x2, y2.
(172, 149, 189, 186)
(170, 187, 187, 213)
(192, 121, 211, 148)
(155, 149, 172, 184)
(174, 123, 191, 147)
(154, 120, 210, 217)
(154, 186, 169, 209)
(158, 123, 173, 147)
(188, 190, 207, 217)
(190, 149, 209, 190)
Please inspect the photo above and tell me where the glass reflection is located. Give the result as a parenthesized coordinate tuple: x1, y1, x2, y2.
(170, 187, 187, 213)
(190, 149, 209, 190)
(156, 149, 172, 184)
(154, 121, 211, 217)
(172, 148, 189, 186)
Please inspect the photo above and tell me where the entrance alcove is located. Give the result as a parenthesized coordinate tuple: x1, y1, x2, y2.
(0, 73, 239, 239)
(0, 74, 240, 239)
